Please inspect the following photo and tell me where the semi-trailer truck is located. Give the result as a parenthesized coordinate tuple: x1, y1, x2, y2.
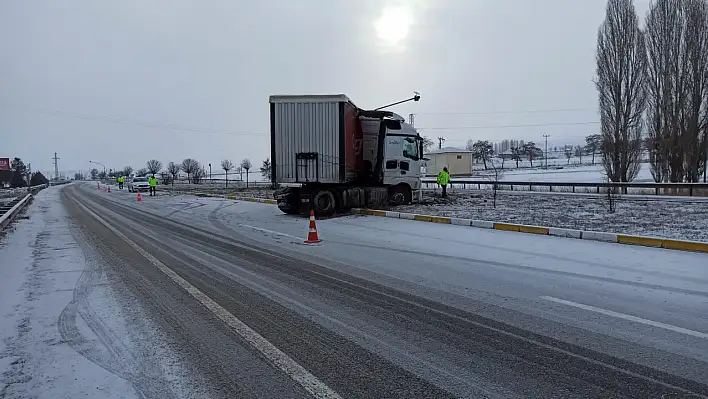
(270, 94, 424, 215)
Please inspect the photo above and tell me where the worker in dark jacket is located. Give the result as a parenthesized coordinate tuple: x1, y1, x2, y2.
(437, 167, 450, 198)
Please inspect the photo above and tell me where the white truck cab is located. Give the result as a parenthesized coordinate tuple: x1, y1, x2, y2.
(361, 113, 422, 204)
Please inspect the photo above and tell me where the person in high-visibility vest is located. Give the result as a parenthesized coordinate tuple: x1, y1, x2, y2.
(437, 167, 450, 198)
(148, 175, 157, 196)
(117, 176, 124, 189)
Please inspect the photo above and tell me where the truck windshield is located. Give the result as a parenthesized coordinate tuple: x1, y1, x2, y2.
(403, 137, 419, 160)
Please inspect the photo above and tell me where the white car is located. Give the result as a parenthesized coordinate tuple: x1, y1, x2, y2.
(128, 176, 150, 192)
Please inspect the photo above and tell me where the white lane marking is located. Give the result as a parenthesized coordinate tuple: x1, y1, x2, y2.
(237, 223, 302, 240)
(541, 296, 708, 340)
(72, 198, 342, 399)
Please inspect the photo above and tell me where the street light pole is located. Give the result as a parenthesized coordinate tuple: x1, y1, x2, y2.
(543, 134, 550, 169)
(89, 160, 106, 175)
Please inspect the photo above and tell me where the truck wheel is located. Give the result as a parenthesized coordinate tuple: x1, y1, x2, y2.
(313, 189, 336, 215)
(389, 185, 412, 206)
(275, 187, 301, 215)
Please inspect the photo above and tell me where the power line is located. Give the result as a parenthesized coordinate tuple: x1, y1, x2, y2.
(416, 107, 594, 116)
(0, 102, 600, 135)
(417, 121, 600, 131)
(0, 102, 269, 137)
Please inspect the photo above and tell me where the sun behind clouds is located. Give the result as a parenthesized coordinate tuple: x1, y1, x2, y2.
(374, 4, 415, 48)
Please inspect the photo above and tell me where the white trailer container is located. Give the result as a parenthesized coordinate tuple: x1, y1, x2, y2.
(270, 94, 360, 185)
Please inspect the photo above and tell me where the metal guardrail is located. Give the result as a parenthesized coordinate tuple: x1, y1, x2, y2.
(421, 179, 708, 196)
(0, 193, 33, 230)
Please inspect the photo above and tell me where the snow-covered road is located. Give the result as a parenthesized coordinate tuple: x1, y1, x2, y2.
(2, 183, 707, 398)
(0, 186, 212, 398)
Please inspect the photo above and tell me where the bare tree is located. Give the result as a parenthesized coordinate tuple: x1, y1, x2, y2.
(584, 134, 602, 165)
(682, 0, 708, 182)
(604, 174, 619, 213)
(422, 136, 435, 152)
(122, 166, 133, 177)
(485, 160, 505, 208)
(240, 158, 252, 187)
(511, 147, 522, 168)
(181, 158, 199, 183)
(645, 0, 686, 182)
(135, 168, 148, 177)
(470, 140, 494, 169)
(167, 162, 181, 186)
(564, 145, 574, 164)
(521, 142, 542, 167)
(596, 0, 647, 182)
(221, 159, 234, 188)
(260, 158, 272, 182)
(645, 0, 708, 182)
(146, 159, 162, 176)
(574, 145, 584, 164)
(192, 164, 206, 184)
(159, 171, 171, 185)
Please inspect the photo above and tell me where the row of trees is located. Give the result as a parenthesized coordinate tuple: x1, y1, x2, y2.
(465, 139, 545, 168)
(0, 157, 48, 188)
(597, 0, 708, 182)
(560, 134, 603, 165)
(90, 157, 275, 187)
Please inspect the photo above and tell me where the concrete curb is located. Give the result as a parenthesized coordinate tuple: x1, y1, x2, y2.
(0, 194, 33, 231)
(351, 208, 708, 254)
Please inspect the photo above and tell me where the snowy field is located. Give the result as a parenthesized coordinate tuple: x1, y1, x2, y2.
(394, 189, 708, 242)
(443, 162, 655, 183)
(159, 182, 273, 199)
(495, 163, 655, 183)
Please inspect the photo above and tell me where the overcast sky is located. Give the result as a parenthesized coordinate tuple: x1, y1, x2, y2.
(1, 0, 653, 175)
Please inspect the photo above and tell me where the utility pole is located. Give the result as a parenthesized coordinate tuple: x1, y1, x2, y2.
(542, 134, 550, 169)
(704, 135, 707, 182)
(438, 137, 446, 149)
(52, 152, 60, 180)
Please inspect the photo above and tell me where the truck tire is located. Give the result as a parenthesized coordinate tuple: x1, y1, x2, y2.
(274, 187, 301, 215)
(389, 184, 412, 206)
(313, 189, 336, 215)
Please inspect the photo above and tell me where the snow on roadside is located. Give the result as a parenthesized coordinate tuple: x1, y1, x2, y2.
(393, 189, 708, 242)
(161, 183, 273, 199)
(0, 186, 208, 398)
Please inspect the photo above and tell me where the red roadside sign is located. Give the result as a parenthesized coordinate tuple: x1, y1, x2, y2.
(0, 158, 9, 170)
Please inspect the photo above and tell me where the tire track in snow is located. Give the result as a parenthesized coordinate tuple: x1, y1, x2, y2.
(57, 205, 178, 399)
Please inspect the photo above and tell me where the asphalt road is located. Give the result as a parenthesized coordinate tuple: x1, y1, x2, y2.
(59, 183, 708, 398)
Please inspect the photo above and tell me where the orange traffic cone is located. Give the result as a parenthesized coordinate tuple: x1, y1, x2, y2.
(107, 185, 111, 193)
(304, 210, 321, 243)
(136, 192, 142, 202)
